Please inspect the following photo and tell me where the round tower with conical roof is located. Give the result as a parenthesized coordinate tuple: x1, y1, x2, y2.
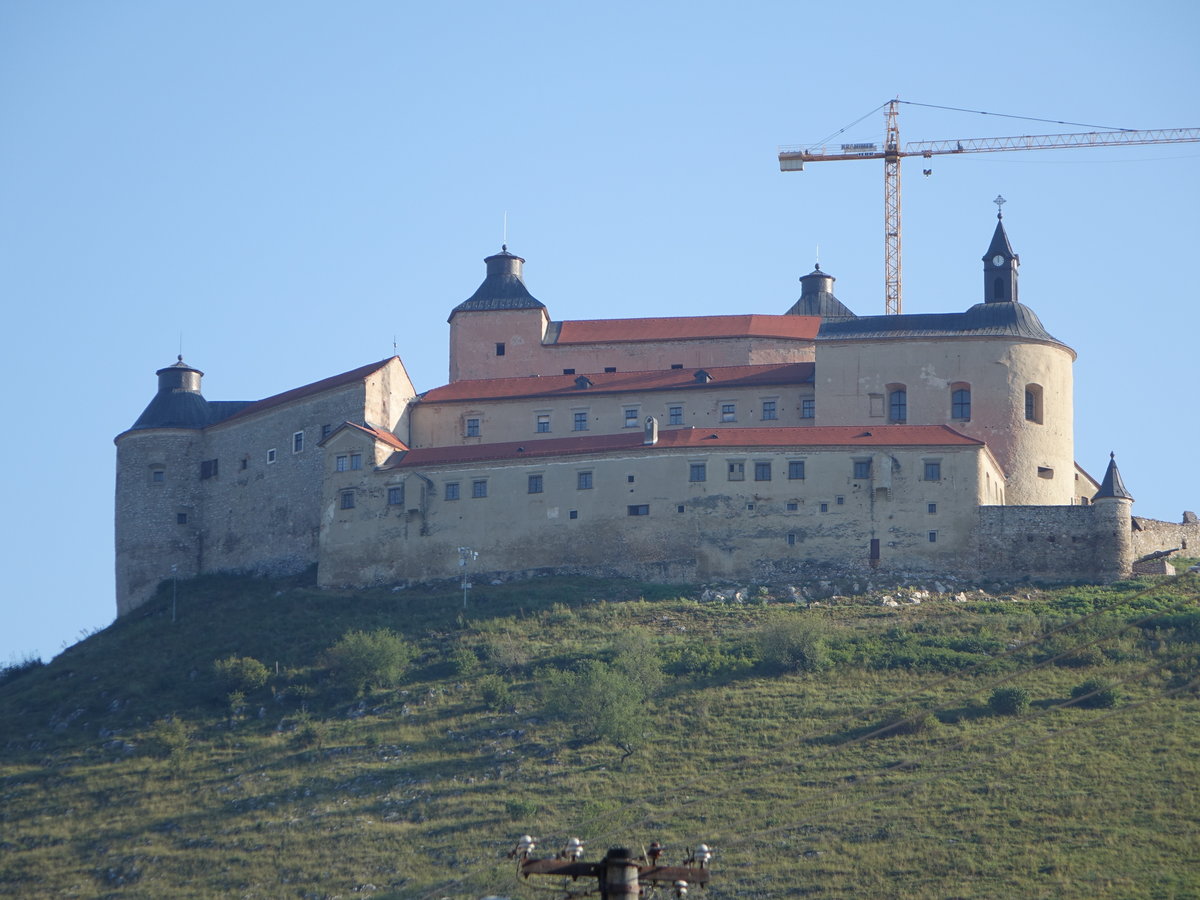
(113, 356, 209, 615)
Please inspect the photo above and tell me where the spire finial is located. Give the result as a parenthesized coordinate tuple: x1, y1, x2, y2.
(994, 194, 1006, 219)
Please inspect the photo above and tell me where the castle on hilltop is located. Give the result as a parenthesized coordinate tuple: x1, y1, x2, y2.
(114, 215, 1197, 614)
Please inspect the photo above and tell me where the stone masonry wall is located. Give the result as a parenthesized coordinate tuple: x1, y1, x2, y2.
(1131, 516, 1200, 560)
(976, 503, 1128, 582)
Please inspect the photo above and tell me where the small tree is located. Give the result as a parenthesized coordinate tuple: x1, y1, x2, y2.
(212, 655, 270, 695)
(1071, 678, 1118, 709)
(988, 686, 1031, 716)
(542, 659, 646, 759)
(757, 613, 829, 673)
(325, 629, 415, 694)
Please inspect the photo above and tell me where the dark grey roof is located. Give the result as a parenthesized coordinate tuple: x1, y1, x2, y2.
(1094, 452, 1134, 501)
(817, 301, 1067, 347)
(983, 217, 1015, 261)
(785, 264, 857, 320)
(129, 390, 213, 430)
(449, 247, 545, 318)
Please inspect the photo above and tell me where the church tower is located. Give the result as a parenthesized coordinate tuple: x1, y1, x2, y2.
(982, 197, 1019, 303)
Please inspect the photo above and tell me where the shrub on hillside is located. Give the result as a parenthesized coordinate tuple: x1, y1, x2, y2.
(0, 655, 44, 688)
(478, 674, 512, 711)
(1071, 678, 1118, 709)
(756, 613, 829, 673)
(876, 704, 938, 737)
(212, 656, 270, 695)
(541, 659, 646, 758)
(325, 629, 415, 694)
(988, 686, 1031, 716)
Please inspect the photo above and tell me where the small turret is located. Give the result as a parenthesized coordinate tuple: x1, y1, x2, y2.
(128, 356, 211, 430)
(1094, 451, 1134, 502)
(785, 263, 856, 319)
(983, 199, 1020, 304)
(448, 246, 546, 320)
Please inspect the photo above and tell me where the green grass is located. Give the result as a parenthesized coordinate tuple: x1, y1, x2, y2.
(2, 572, 1198, 898)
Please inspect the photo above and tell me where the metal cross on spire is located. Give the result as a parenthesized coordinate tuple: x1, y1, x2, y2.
(994, 194, 1006, 218)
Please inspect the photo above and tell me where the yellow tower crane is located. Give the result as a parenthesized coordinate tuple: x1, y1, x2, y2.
(779, 99, 1200, 315)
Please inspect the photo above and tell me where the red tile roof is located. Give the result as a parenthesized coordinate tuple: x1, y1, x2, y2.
(217, 358, 397, 425)
(419, 362, 815, 404)
(554, 314, 820, 344)
(387, 425, 982, 469)
(340, 422, 409, 451)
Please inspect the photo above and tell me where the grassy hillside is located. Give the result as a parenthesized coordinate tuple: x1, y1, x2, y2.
(2, 570, 1199, 898)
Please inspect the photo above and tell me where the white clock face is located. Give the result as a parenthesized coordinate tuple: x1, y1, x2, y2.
(992, 254, 1005, 267)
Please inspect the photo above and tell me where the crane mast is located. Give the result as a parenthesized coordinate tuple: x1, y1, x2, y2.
(780, 101, 1200, 314)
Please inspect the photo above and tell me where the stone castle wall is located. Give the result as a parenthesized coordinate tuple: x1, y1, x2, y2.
(975, 502, 1131, 582)
(1131, 516, 1200, 560)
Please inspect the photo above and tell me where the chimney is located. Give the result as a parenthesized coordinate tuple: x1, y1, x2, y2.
(643, 416, 659, 446)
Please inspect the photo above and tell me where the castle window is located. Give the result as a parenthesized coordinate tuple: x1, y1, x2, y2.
(1025, 384, 1043, 423)
(820, 502, 829, 513)
(786, 502, 798, 511)
(340, 490, 355, 510)
(627, 504, 649, 516)
(577, 471, 593, 490)
(836, 495, 844, 505)
(604, 367, 617, 373)
(321, 424, 332, 439)
(801, 398, 815, 419)
(536, 414, 551, 433)
(240, 458, 248, 470)
(150, 468, 165, 484)
(721, 403, 736, 422)
(293, 431, 304, 453)
(761, 400, 777, 421)
(853, 459, 872, 479)
(336, 455, 348, 472)
(563, 368, 576, 375)
(350, 454, 362, 471)
(444, 482, 460, 501)
(788, 460, 805, 480)
(928, 530, 938, 543)
(200, 459, 219, 480)
(787, 533, 796, 546)
(624, 408, 639, 428)
(951, 384, 971, 420)
(924, 460, 942, 481)
(754, 461, 772, 482)
(495, 342, 506, 356)
(993, 276, 1005, 301)
(267, 448, 277, 464)
(668, 405, 684, 425)
(176, 512, 188, 525)
(466, 418, 481, 437)
(727, 461, 745, 481)
(1037, 466, 1054, 479)
(627, 474, 635, 483)
(569, 509, 578, 519)
(888, 387, 907, 423)
(671, 363, 684, 369)
(677, 504, 685, 513)
(388, 486, 404, 506)
(528, 474, 543, 494)
(472, 479, 488, 498)
(689, 463, 707, 482)
(928, 503, 937, 515)
(573, 411, 589, 432)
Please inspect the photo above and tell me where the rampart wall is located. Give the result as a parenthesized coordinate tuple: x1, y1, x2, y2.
(976, 502, 1130, 582)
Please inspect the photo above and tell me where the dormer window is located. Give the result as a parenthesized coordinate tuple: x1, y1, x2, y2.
(574, 375, 593, 389)
(694, 370, 712, 384)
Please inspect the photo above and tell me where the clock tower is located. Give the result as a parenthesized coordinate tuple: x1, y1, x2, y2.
(982, 195, 1019, 304)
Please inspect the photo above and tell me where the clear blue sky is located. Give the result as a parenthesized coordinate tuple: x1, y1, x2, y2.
(2, 0, 1198, 664)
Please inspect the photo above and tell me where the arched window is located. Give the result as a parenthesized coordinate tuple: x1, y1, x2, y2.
(951, 384, 971, 420)
(993, 277, 1005, 301)
(1024, 383, 1043, 423)
(887, 386, 907, 423)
